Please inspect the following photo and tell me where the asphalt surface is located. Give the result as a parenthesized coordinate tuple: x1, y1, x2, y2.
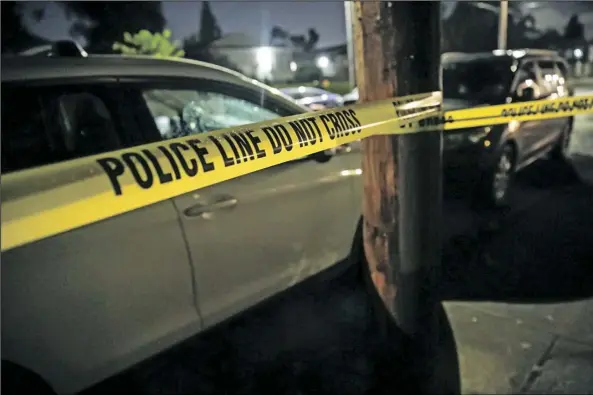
(83, 83, 593, 395)
(440, 81, 593, 394)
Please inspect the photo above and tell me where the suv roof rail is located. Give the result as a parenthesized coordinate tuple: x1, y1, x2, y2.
(17, 40, 88, 58)
(519, 48, 560, 57)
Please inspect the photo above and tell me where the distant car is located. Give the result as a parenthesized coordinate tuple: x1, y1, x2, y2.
(442, 49, 574, 206)
(340, 51, 574, 207)
(342, 87, 359, 105)
(280, 86, 344, 110)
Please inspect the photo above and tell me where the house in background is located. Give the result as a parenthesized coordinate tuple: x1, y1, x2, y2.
(302, 44, 348, 81)
(209, 32, 295, 83)
(209, 32, 349, 84)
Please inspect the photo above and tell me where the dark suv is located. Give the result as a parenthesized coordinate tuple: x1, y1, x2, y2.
(442, 49, 574, 206)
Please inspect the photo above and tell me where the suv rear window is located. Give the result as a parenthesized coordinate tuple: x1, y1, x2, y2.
(442, 58, 514, 102)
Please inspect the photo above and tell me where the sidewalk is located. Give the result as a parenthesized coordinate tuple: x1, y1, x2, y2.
(446, 301, 593, 394)
(441, 158, 593, 394)
(573, 77, 593, 86)
(83, 157, 593, 395)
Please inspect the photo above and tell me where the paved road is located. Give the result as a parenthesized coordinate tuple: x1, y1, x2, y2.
(441, 81, 593, 394)
(83, 84, 593, 395)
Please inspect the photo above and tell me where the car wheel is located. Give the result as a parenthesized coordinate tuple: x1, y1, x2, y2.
(480, 143, 515, 207)
(312, 148, 336, 163)
(550, 119, 572, 160)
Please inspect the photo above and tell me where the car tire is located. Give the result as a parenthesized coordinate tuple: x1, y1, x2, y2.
(312, 148, 335, 163)
(479, 143, 516, 208)
(1, 361, 56, 395)
(550, 119, 573, 160)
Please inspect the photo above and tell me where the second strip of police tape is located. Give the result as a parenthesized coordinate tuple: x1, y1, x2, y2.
(3, 92, 593, 251)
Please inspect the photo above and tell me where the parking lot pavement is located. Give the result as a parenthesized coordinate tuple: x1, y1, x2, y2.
(570, 84, 593, 159)
(88, 155, 591, 395)
(441, 143, 593, 393)
(83, 105, 593, 395)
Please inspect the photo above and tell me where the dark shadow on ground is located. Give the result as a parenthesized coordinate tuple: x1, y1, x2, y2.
(82, 260, 449, 395)
(441, 157, 593, 303)
(82, 157, 593, 395)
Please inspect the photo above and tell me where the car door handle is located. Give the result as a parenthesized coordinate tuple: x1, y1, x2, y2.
(183, 195, 238, 217)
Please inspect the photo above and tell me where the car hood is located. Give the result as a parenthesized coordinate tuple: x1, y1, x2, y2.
(297, 95, 341, 106)
(343, 89, 359, 103)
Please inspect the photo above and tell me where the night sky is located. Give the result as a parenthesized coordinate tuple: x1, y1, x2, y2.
(23, 1, 593, 49)
(24, 1, 346, 47)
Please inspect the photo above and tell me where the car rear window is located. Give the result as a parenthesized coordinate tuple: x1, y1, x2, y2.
(442, 58, 514, 102)
(1, 84, 123, 173)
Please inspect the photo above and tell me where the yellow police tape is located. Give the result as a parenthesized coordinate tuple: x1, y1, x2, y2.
(2, 92, 593, 251)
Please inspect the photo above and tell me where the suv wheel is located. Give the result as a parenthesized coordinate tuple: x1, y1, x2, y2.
(551, 119, 572, 160)
(480, 143, 515, 207)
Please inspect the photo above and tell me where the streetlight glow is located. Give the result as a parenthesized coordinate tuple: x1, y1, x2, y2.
(574, 48, 583, 59)
(317, 55, 330, 69)
(256, 47, 274, 73)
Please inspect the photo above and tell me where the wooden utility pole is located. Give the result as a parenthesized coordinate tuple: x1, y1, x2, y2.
(353, 2, 456, 393)
(344, 1, 356, 89)
(498, 0, 509, 50)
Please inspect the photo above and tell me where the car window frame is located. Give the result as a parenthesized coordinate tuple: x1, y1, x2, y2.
(1, 78, 143, 173)
(441, 57, 515, 102)
(116, 76, 308, 144)
(512, 59, 545, 100)
(537, 58, 561, 96)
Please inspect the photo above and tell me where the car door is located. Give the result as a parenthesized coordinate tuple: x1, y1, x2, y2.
(511, 60, 548, 162)
(126, 77, 362, 328)
(535, 59, 566, 147)
(1, 80, 200, 394)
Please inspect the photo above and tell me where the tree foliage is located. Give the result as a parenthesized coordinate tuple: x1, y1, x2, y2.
(269, 26, 320, 52)
(198, 1, 222, 46)
(183, 1, 239, 72)
(113, 29, 184, 57)
(441, 2, 553, 52)
(183, 34, 240, 72)
(564, 15, 585, 41)
(58, 2, 165, 53)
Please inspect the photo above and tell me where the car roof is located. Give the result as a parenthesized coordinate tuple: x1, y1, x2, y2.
(1, 54, 272, 90)
(281, 86, 329, 95)
(442, 49, 566, 64)
(1, 53, 308, 110)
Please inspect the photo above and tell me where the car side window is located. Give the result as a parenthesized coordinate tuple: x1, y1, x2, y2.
(142, 88, 282, 140)
(514, 62, 541, 99)
(515, 62, 537, 84)
(554, 61, 570, 96)
(555, 61, 568, 80)
(538, 60, 559, 95)
(1, 84, 124, 173)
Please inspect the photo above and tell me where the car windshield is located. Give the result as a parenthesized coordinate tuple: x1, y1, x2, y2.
(442, 58, 514, 102)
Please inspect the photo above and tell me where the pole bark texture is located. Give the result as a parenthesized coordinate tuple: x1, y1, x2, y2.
(354, 2, 445, 391)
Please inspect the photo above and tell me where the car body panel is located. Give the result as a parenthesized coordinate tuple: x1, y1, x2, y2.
(1, 54, 361, 393)
(1, 201, 200, 394)
(173, 153, 361, 328)
(280, 86, 344, 109)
